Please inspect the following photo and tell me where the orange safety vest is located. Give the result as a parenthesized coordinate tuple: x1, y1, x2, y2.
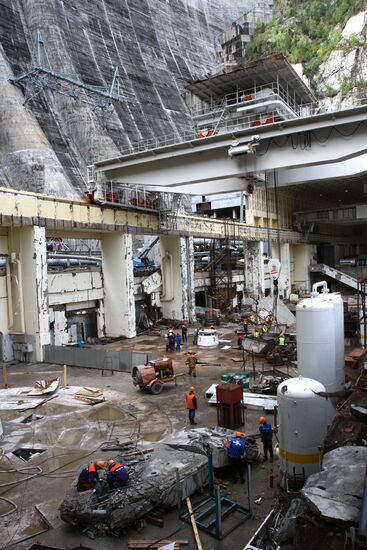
(186, 393, 195, 409)
(109, 462, 123, 473)
(88, 463, 96, 474)
(186, 356, 197, 368)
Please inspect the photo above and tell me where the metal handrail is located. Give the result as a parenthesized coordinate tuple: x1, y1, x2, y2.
(94, 95, 367, 161)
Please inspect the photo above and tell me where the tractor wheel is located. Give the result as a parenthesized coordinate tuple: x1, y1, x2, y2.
(150, 381, 163, 395)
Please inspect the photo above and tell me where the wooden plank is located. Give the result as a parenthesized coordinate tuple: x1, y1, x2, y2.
(122, 447, 154, 457)
(145, 514, 164, 528)
(185, 497, 203, 550)
(127, 540, 188, 548)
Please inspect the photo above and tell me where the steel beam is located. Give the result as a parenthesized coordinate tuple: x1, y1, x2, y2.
(95, 107, 367, 189)
(276, 152, 367, 186)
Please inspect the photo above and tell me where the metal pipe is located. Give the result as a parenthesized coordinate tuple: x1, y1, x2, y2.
(48, 253, 101, 262)
(208, 451, 214, 497)
(312, 280, 328, 296)
(247, 462, 253, 515)
(5, 258, 14, 330)
(215, 485, 222, 539)
(14, 258, 25, 333)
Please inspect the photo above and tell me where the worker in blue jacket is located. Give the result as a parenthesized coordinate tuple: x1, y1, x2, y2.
(77, 460, 105, 491)
(226, 432, 246, 483)
(107, 460, 129, 489)
(259, 416, 273, 462)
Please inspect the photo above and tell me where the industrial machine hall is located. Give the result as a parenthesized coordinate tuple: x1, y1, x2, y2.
(1, 0, 367, 549)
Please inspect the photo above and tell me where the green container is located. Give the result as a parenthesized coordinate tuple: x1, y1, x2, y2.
(239, 371, 250, 379)
(243, 380, 250, 389)
(221, 373, 235, 382)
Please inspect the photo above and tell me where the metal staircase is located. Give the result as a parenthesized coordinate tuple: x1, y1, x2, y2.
(309, 264, 358, 290)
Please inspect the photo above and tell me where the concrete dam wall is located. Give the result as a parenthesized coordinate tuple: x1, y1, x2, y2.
(0, 0, 252, 196)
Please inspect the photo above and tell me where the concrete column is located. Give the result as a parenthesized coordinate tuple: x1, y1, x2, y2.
(244, 240, 264, 296)
(159, 235, 196, 322)
(9, 226, 50, 361)
(101, 233, 136, 338)
(272, 243, 291, 299)
(291, 244, 315, 293)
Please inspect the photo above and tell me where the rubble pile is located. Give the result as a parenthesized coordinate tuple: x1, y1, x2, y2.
(60, 440, 208, 537)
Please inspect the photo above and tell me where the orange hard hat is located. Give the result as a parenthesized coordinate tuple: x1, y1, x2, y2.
(108, 460, 115, 466)
(188, 349, 193, 354)
(259, 416, 266, 424)
(235, 431, 243, 437)
(190, 386, 195, 391)
(96, 460, 105, 469)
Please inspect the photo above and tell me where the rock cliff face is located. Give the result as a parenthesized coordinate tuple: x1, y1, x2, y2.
(0, 0, 250, 196)
(317, 10, 367, 110)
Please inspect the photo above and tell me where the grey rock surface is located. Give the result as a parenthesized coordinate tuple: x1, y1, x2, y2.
(0, 0, 252, 195)
(301, 446, 367, 524)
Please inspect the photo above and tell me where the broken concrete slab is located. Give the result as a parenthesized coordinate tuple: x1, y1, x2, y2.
(59, 440, 208, 536)
(301, 446, 367, 524)
(160, 427, 228, 467)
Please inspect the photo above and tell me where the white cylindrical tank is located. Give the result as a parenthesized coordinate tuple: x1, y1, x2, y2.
(329, 293, 345, 392)
(296, 282, 344, 393)
(198, 329, 219, 347)
(277, 377, 329, 482)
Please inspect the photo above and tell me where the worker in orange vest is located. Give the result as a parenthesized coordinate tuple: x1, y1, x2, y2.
(107, 459, 129, 488)
(186, 386, 198, 425)
(186, 349, 198, 377)
(77, 460, 105, 491)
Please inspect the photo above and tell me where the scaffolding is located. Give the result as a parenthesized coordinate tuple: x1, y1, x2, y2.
(195, 222, 241, 313)
(9, 31, 134, 111)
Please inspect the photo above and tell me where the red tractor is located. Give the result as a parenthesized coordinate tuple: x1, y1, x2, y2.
(131, 358, 180, 395)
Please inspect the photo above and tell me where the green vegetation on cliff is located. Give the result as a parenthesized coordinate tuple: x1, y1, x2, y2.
(244, 0, 361, 77)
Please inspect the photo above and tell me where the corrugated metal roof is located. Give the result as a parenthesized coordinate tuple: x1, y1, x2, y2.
(186, 54, 316, 104)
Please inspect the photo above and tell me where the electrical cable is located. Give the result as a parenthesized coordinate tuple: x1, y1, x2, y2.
(0, 496, 17, 518)
(254, 119, 367, 156)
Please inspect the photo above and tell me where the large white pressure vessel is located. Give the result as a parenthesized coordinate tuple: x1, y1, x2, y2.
(277, 377, 329, 482)
(296, 281, 344, 393)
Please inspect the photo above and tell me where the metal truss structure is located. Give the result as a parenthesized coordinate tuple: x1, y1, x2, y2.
(9, 31, 134, 112)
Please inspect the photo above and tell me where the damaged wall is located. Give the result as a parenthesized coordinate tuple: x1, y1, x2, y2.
(48, 269, 103, 306)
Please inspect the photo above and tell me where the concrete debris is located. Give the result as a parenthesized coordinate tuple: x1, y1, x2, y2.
(276, 498, 306, 543)
(301, 447, 367, 524)
(76, 386, 103, 397)
(0, 398, 47, 410)
(160, 427, 228, 467)
(74, 386, 104, 405)
(28, 377, 60, 396)
(252, 297, 296, 327)
(60, 440, 208, 536)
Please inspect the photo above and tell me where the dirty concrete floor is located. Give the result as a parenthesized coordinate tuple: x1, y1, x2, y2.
(0, 325, 282, 549)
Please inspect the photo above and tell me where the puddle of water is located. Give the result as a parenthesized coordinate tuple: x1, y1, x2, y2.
(141, 431, 164, 442)
(88, 405, 126, 421)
